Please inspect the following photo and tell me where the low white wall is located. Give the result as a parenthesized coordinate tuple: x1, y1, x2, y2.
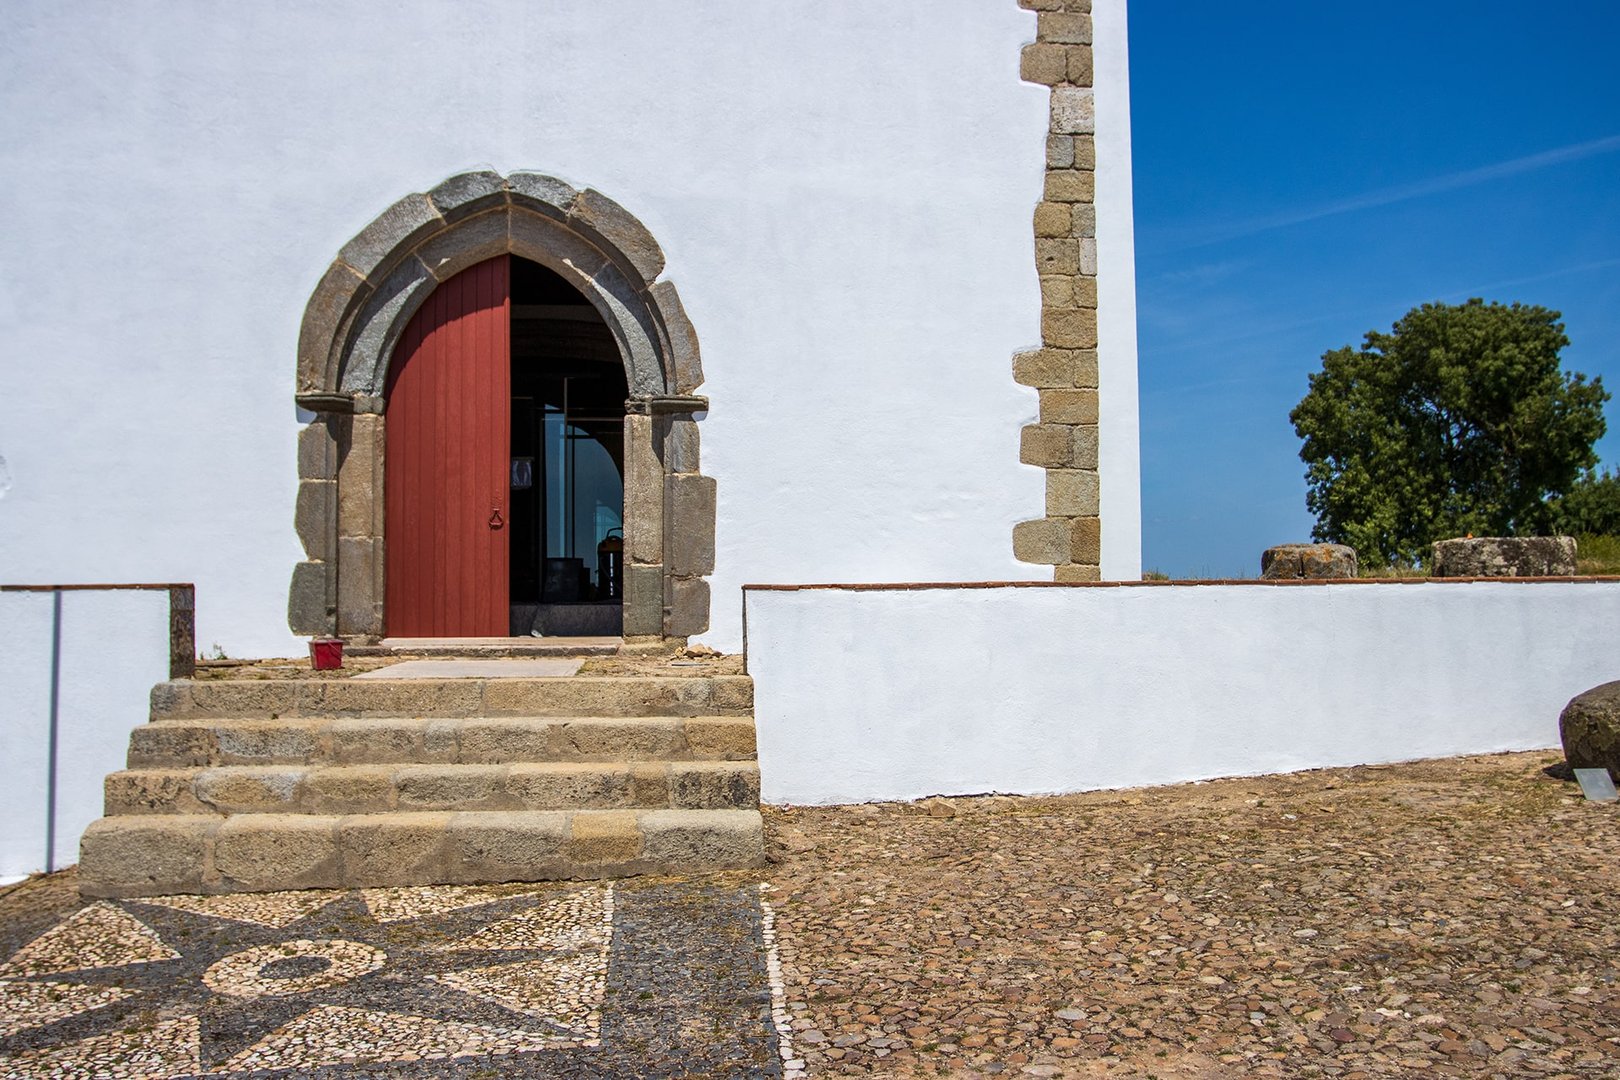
(0, 590, 171, 878)
(745, 581, 1620, 804)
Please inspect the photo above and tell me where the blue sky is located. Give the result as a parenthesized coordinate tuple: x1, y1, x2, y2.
(1128, 2, 1620, 577)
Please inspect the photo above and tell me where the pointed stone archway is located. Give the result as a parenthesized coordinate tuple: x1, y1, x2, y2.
(288, 171, 714, 642)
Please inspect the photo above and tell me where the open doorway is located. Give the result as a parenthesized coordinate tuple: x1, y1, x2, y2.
(509, 258, 627, 636)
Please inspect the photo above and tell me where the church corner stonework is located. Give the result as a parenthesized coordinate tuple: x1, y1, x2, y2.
(1013, 0, 1102, 582)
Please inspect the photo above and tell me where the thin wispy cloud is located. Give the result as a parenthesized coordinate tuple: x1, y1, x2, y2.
(1150, 133, 1620, 252)
(1440, 258, 1620, 303)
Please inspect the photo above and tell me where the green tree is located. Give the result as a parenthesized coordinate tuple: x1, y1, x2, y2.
(1551, 468, 1620, 536)
(1290, 299, 1608, 566)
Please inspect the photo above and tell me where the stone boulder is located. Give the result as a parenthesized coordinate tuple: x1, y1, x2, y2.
(1260, 543, 1358, 580)
(1559, 681, 1620, 781)
(1431, 536, 1576, 577)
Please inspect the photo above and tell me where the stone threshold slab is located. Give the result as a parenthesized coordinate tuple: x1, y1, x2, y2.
(346, 636, 621, 659)
(352, 659, 584, 680)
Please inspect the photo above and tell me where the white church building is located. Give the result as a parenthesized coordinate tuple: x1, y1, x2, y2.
(2, 0, 1140, 656)
(3, 1, 1616, 886)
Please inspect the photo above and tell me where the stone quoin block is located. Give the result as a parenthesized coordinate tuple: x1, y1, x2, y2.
(1050, 86, 1096, 134)
(1040, 388, 1099, 425)
(1040, 276, 1074, 306)
(1044, 170, 1095, 203)
(1046, 134, 1075, 168)
(1013, 518, 1072, 565)
(1038, 12, 1092, 45)
(1034, 201, 1072, 237)
(1078, 237, 1099, 276)
(1067, 44, 1095, 84)
(1046, 468, 1100, 517)
(570, 188, 666, 284)
(1071, 205, 1098, 240)
(1071, 425, 1100, 470)
(1055, 562, 1102, 582)
(338, 193, 444, 283)
(1035, 238, 1081, 276)
(1014, 347, 1095, 389)
(1041, 307, 1099, 349)
(1070, 516, 1102, 563)
(1020, 424, 1077, 469)
(426, 170, 508, 224)
(1071, 135, 1097, 169)
(1072, 274, 1098, 306)
(1020, 42, 1069, 85)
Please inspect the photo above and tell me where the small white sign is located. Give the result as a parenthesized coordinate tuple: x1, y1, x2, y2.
(1574, 768, 1618, 803)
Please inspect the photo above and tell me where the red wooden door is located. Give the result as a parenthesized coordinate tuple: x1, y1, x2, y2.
(384, 255, 511, 637)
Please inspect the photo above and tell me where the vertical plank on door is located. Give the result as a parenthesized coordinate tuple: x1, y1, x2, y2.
(384, 255, 511, 637)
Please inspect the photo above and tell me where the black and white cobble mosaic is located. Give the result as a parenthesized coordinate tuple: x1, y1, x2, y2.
(0, 881, 780, 1078)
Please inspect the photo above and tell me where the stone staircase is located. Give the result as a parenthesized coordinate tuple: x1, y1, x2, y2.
(78, 670, 764, 898)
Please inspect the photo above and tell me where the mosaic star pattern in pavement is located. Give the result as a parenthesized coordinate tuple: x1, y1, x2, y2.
(0, 880, 781, 1078)
(0, 885, 611, 1076)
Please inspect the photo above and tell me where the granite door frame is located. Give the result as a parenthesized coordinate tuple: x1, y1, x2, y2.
(288, 172, 714, 642)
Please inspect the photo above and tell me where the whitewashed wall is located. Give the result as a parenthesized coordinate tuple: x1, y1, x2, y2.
(745, 582, 1620, 804)
(0, 1, 1140, 655)
(0, 590, 171, 879)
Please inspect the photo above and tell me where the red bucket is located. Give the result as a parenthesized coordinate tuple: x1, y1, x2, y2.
(309, 638, 344, 670)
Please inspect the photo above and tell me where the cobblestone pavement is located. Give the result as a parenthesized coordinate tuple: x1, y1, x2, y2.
(765, 751, 1620, 1078)
(0, 877, 777, 1078)
(4, 751, 1615, 1079)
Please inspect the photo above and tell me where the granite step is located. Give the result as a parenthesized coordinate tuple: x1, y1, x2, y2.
(127, 716, 756, 768)
(78, 808, 765, 898)
(149, 675, 754, 721)
(105, 760, 761, 816)
(80, 670, 764, 897)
